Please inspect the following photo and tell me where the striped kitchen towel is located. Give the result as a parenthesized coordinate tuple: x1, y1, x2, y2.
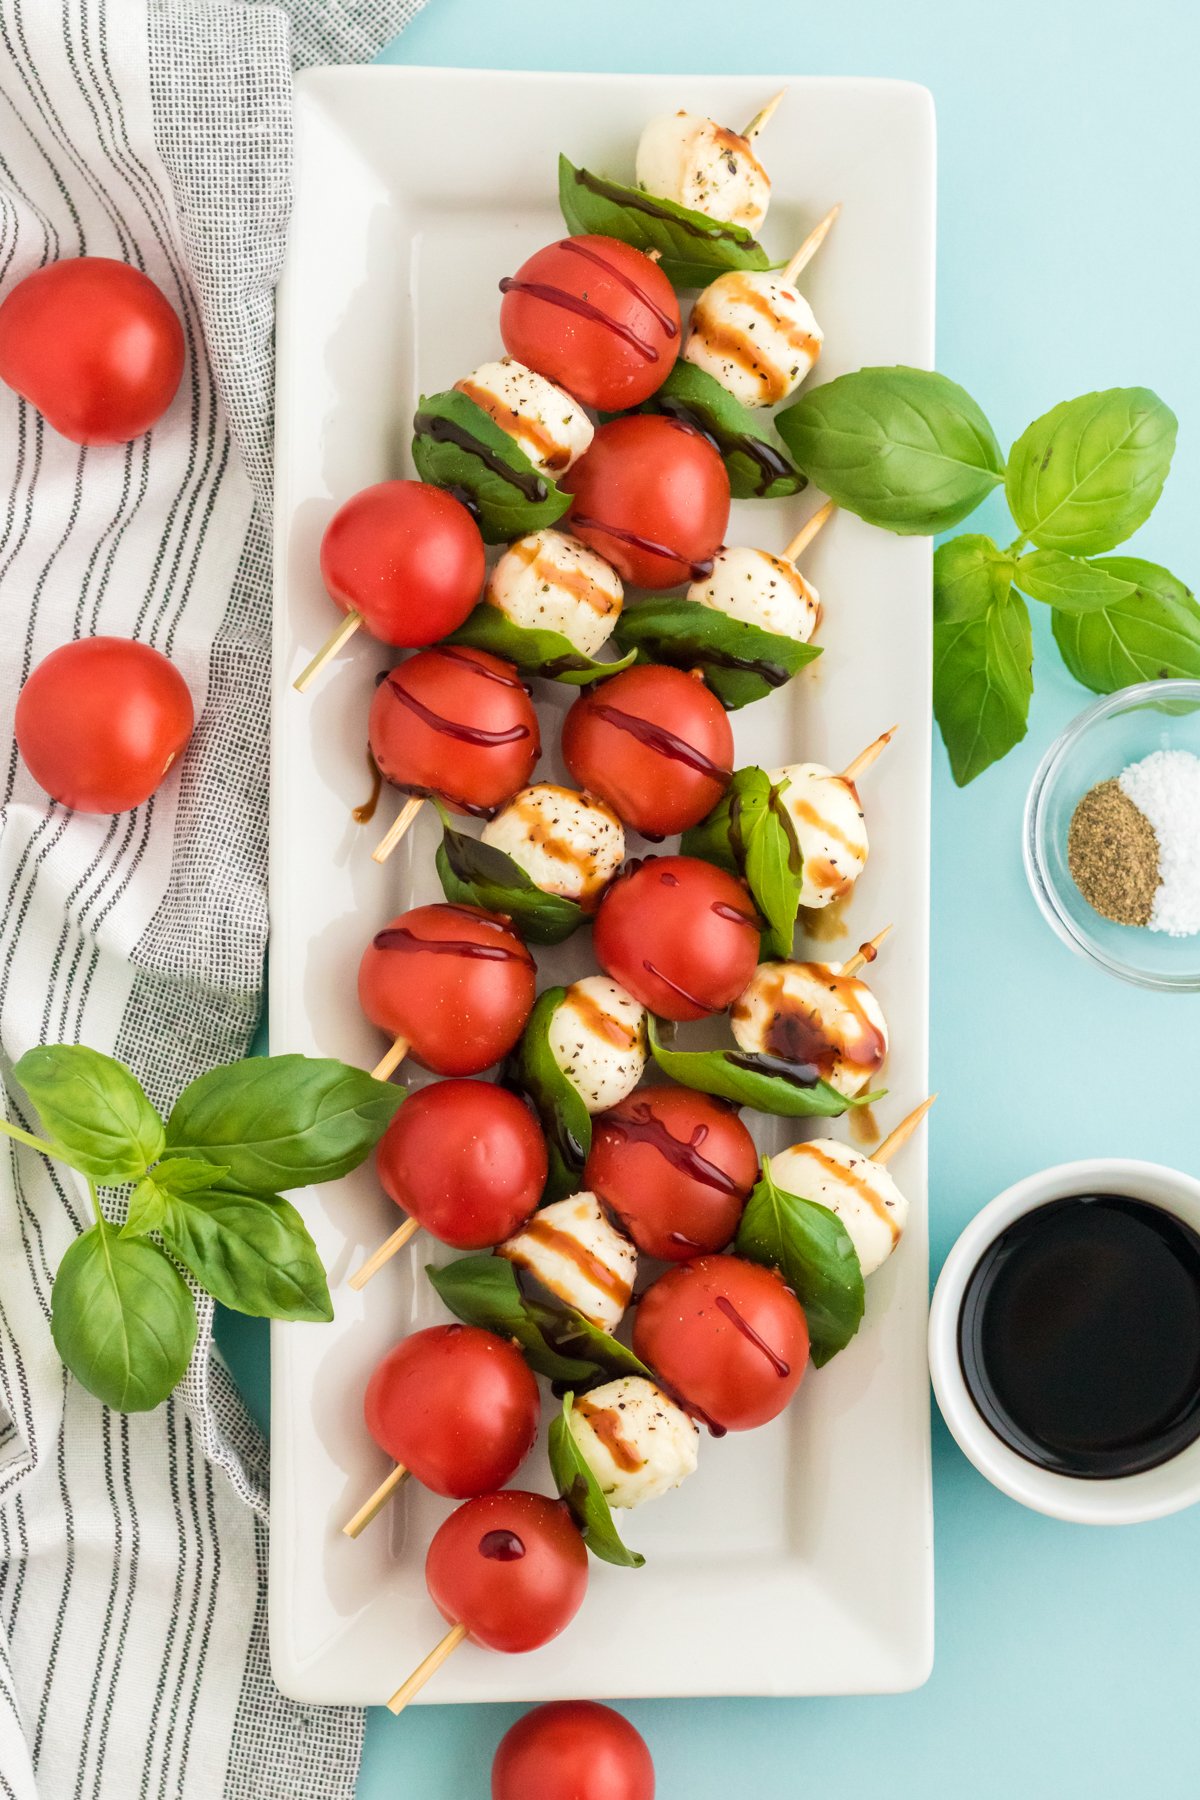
(0, 2, 425, 1795)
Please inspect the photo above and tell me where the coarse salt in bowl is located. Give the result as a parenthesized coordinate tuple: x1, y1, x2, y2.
(1024, 679, 1200, 992)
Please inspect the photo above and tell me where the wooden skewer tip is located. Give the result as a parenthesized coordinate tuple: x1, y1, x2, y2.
(839, 924, 893, 980)
(387, 1622, 468, 1714)
(841, 725, 898, 785)
(292, 610, 362, 693)
(784, 202, 842, 285)
(342, 1463, 410, 1539)
(783, 499, 837, 565)
(873, 1095, 938, 1167)
(372, 796, 425, 865)
(370, 1038, 409, 1083)
(348, 1215, 421, 1290)
(743, 88, 786, 140)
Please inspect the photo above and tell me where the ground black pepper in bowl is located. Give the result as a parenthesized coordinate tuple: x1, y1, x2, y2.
(1067, 778, 1160, 927)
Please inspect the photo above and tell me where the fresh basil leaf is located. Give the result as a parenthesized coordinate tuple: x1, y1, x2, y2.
(164, 1054, 404, 1192)
(412, 388, 571, 542)
(777, 367, 1004, 535)
(549, 1394, 645, 1568)
(525, 1298, 652, 1384)
(680, 767, 801, 958)
(426, 1255, 599, 1385)
(504, 989, 591, 1201)
(736, 1166, 865, 1367)
(51, 1221, 197, 1412)
(647, 1019, 876, 1119)
(558, 154, 771, 289)
(614, 598, 821, 711)
(14, 1045, 164, 1182)
(1006, 387, 1177, 555)
(933, 587, 1033, 786)
(159, 1190, 332, 1322)
(1016, 548, 1138, 613)
(640, 362, 805, 498)
(435, 814, 585, 946)
(446, 602, 636, 686)
(932, 534, 1015, 623)
(1051, 557, 1200, 693)
(122, 1176, 169, 1238)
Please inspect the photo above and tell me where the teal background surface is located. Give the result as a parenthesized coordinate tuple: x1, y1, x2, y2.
(219, 2, 1200, 1791)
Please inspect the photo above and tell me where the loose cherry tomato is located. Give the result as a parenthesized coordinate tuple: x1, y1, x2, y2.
(365, 1325, 540, 1498)
(586, 1088, 758, 1261)
(593, 856, 759, 1021)
(370, 647, 540, 818)
(562, 666, 732, 838)
(0, 257, 184, 444)
(320, 481, 485, 646)
(426, 1491, 588, 1654)
(563, 415, 729, 589)
(15, 636, 194, 814)
(499, 235, 680, 411)
(634, 1254, 809, 1432)
(493, 1701, 655, 1800)
(358, 904, 536, 1076)
(375, 1079, 546, 1248)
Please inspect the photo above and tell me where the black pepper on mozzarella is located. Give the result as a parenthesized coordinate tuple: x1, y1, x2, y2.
(768, 1139, 907, 1277)
(769, 762, 869, 909)
(481, 784, 624, 904)
(687, 544, 819, 642)
(497, 1191, 637, 1331)
(683, 270, 822, 407)
(635, 111, 772, 233)
(547, 975, 648, 1114)
(486, 528, 624, 658)
(571, 1376, 700, 1509)
(730, 959, 888, 1097)
(454, 357, 593, 475)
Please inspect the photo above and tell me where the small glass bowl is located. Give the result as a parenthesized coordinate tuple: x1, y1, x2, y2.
(1024, 678, 1200, 992)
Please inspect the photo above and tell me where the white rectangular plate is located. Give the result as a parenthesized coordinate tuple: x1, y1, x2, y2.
(270, 65, 935, 1705)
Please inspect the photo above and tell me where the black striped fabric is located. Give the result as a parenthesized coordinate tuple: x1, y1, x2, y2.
(0, 2, 425, 1793)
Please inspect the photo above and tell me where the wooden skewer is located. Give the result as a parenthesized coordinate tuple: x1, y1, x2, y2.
(387, 1622, 469, 1714)
(839, 925, 893, 980)
(783, 499, 837, 566)
(841, 726, 898, 785)
(348, 1216, 421, 1290)
(872, 1095, 937, 1167)
(742, 89, 785, 141)
(343, 1463, 411, 1539)
(293, 610, 362, 693)
(373, 796, 424, 864)
(783, 202, 841, 285)
(371, 1038, 409, 1082)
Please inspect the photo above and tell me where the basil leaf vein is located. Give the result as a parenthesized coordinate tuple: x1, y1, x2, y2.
(1006, 387, 1177, 556)
(51, 1220, 197, 1412)
(14, 1044, 164, 1181)
(1051, 557, 1200, 693)
(647, 1019, 876, 1118)
(933, 588, 1032, 786)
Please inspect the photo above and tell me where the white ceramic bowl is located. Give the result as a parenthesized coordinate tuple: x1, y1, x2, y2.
(929, 1159, 1200, 1524)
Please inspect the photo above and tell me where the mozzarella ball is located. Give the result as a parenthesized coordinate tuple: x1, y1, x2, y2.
(498, 1191, 636, 1330)
(684, 271, 822, 408)
(482, 784, 624, 904)
(486, 529, 623, 658)
(454, 357, 593, 475)
(769, 762, 868, 909)
(548, 975, 648, 1114)
(636, 111, 771, 233)
(731, 960, 888, 1097)
(769, 1138, 907, 1277)
(571, 1376, 699, 1509)
(687, 544, 819, 642)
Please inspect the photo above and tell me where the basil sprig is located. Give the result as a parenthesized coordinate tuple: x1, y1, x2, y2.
(557, 154, 772, 289)
(933, 539, 1033, 788)
(447, 601, 636, 686)
(647, 1019, 881, 1120)
(549, 1394, 645, 1568)
(736, 1166, 865, 1366)
(681, 766, 802, 958)
(615, 599, 821, 712)
(503, 988, 591, 1200)
(412, 388, 571, 542)
(427, 1255, 650, 1388)
(434, 808, 586, 946)
(639, 362, 805, 499)
(4, 1044, 402, 1412)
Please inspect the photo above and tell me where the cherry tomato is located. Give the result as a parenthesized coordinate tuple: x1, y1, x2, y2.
(426, 1491, 588, 1654)
(634, 1254, 809, 1432)
(563, 415, 729, 589)
(586, 1088, 758, 1261)
(358, 904, 536, 1076)
(370, 647, 540, 817)
(492, 1701, 655, 1800)
(365, 1325, 540, 1498)
(0, 257, 184, 444)
(375, 1079, 546, 1248)
(499, 235, 680, 411)
(15, 636, 194, 814)
(593, 856, 759, 1022)
(320, 481, 485, 646)
(562, 666, 732, 839)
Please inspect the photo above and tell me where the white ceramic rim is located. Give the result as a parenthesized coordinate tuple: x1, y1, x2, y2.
(929, 1158, 1200, 1524)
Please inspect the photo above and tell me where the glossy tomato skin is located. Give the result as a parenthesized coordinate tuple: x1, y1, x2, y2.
(375, 1079, 546, 1248)
(586, 1088, 758, 1261)
(593, 856, 760, 1022)
(365, 1325, 540, 1498)
(320, 481, 485, 646)
(358, 904, 536, 1076)
(634, 1254, 809, 1432)
(562, 415, 729, 589)
(492, 1701, 655, 1800)
(0, 258, 184, 444)
(15, 637, 194, 813)
(370, 647, 540, 817)
(426, 1491, 588, 1654)
(561, 665, 732, 838)
(499, 234, 680, 411)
